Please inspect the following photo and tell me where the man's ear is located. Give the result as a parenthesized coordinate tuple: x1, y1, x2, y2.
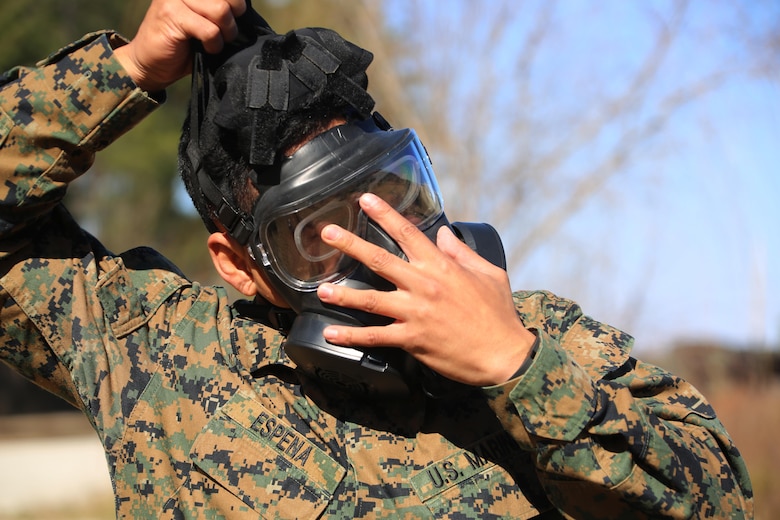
(207, 233, 257, 297)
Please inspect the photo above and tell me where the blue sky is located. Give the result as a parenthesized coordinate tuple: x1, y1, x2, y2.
(639, 76, 779, 349)
(561, 76, 779, 354)
(513, 3, 779, 354)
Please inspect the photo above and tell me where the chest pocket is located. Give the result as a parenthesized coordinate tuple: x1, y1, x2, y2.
(410, 432, 554, 519)
(190, 390, 346, 520)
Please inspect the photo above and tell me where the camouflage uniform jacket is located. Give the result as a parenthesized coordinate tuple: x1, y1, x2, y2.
(0, 33, 753, 519)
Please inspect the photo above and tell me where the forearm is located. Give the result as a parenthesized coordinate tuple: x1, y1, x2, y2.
(0, 31, 160, 257)
(484, 322, 753, 518)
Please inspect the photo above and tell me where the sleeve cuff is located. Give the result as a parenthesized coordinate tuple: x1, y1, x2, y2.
(508, 333, 540, 379)
(34, 32, 163, 151)
(37, 30, 129, 67)
(483, 329, 599, 448)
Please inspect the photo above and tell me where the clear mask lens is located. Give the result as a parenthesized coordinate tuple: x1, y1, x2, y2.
(294, 200, 355, 263)
(260, 139, 443, 289)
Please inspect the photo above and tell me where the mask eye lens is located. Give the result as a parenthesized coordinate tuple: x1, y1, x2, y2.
(368, 158, 419, 213)
(294, 200, 354, 262)
(258, 131, 444, 290)
(368, 156, 440, 226)
(266, 199, 357, 286)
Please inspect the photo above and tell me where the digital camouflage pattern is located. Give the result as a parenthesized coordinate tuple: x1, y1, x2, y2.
(0, 33, 754, 519)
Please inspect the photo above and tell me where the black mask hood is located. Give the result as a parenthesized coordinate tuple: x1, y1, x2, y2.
(184, 0, 375, 242)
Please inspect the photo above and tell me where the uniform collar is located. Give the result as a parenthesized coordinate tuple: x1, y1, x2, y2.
(230, 299, 296, 375)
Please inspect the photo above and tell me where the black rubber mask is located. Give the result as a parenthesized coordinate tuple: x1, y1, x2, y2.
(248, 116, 507, 397)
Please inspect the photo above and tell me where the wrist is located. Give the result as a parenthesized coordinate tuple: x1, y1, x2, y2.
(486, 324, 538, 385)
(509, 332, 539, 379)
(113, 45, 147, 91)
(112, 41, 175, 94)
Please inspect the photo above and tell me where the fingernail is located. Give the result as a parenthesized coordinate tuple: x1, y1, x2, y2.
(360, 193, 379, 207)
(318, 284, 333, 299)
(322, 327, 338, 341)
(321, 225, 340, 240)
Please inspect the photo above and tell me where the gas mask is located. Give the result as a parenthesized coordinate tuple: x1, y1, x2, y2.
(246, 114, 507, 397)
(184, 3, 506, 397)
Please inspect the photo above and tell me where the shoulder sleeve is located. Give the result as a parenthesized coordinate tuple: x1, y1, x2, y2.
(482, 290, 754, 519)
(0, 31, 160, 259)
(0, 32, 167, 409)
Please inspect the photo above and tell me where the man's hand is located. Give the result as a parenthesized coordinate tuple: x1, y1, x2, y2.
(114, 0, 247, 92)
(316, 193, 537, 387)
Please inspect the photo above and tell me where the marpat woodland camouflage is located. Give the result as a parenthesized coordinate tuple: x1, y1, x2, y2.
(0, 32, 754, 519)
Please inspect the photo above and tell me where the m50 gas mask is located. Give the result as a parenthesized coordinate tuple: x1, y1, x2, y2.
(184, 4, 506, 397)
(246, 114, 506, 397)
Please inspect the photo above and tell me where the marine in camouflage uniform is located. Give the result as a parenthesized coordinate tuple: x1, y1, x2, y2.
(0, 20, 754, 520)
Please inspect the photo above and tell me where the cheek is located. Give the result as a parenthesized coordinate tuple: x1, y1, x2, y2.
(251, 267, 291, 308)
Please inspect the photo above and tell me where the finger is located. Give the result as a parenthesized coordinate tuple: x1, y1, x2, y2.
(201, 0, 242, 42)
(317, 283, 406, 321)
(320, 223, 415, 288)
(145, 1, 224, 55)
(185, 22, 226, 55)
(358, 193, 439, 262)
(322, 322, 405, 350)
(177, 0, 247, 49)
(226, 0, 248, 17)
(183, 0, 243, 24)
(437, 225, 504, 276)
(182, 0, 242, 49)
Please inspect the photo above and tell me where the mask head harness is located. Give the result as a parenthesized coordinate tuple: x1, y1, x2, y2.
(184, 2, 375, 244)
(184, 3, 507, 398)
